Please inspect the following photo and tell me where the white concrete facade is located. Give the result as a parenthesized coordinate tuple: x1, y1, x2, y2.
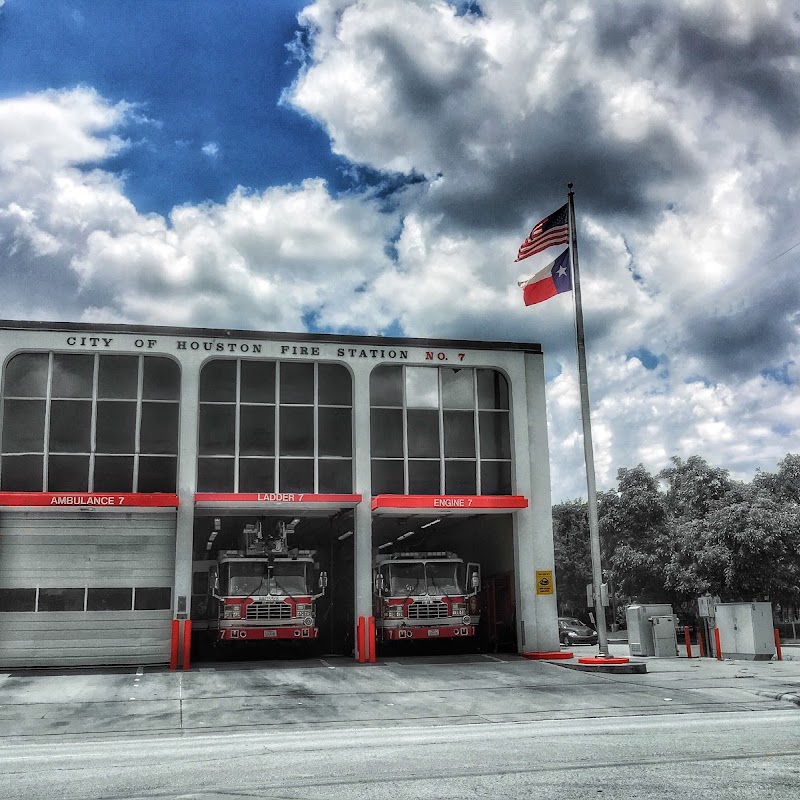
(0, 320, 559, 662)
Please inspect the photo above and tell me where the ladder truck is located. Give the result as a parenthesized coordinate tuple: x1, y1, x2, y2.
(207, 520, 327, 643)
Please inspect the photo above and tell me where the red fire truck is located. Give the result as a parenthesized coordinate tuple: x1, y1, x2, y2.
(207, 520, 327, 643)
(373, 551, 481, 641)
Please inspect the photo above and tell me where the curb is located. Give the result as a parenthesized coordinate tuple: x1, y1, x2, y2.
(556, 660, 648, 675)
(753, 689, 800, 707)
(521, 651, 574, 661)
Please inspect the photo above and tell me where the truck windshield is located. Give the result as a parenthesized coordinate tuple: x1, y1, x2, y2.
(223, 561, 308, 596)
(389, 563, 425, 595)
(226, 562, 269, 596)
(426, 562, 463, 595)
(271, 562, 308, 595)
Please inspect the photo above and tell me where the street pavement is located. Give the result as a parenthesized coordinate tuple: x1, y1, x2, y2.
(0, 644, 798, 738)
(0, 645, 798, 798)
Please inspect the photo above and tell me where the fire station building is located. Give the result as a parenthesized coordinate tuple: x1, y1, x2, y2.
(0, 320, 559, 667)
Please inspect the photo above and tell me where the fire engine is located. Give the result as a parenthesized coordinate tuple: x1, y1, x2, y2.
(373, 551, 481, 641)
(207, 519, 327, 643)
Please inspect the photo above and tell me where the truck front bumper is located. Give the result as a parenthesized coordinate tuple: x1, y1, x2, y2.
(381, 624, 477, 640)
(218, 625, 319, 641)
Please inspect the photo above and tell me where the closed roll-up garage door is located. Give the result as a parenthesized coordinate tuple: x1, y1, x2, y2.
(0, 510, 176, 668)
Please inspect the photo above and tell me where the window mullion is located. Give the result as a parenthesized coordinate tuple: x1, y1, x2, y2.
(402, 366, 409, 494)
(274, 362, 281, 492)
(313, 362, 319, 493)
(88, 354, 99, 492)
(473, 369, 481, 494)
(43, 352, 54, 491)
(133, 355, 144, 492)
(438, 369, 445, 495)
(234, 359, 241, 493)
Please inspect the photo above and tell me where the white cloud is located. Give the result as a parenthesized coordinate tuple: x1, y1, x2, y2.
(287, 0, 800, 496)
(3, 0, 800, 501)
(0, 88, 397, 334)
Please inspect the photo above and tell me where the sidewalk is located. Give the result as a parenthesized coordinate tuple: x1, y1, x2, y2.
(1, 647, 799, 740)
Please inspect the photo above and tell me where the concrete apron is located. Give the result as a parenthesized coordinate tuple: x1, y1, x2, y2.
(1, 648, 800, 740)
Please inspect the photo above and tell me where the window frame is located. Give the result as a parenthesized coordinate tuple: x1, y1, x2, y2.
(0, 352, 180, 492)
(197, 359, 354, 493)
(369, 365, 513, 496)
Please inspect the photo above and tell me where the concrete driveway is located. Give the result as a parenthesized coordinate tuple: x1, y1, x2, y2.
(1, 646, 798, 740)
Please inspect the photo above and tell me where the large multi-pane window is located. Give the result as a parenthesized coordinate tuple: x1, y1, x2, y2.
(0, 353, 180, 492)
(197, 359, 353, 493)
(370, 366, 512, 495)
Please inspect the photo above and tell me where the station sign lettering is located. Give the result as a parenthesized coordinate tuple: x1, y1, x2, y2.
(62, 334, 467, 363)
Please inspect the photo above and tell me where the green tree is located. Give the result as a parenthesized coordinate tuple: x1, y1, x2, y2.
(659, 455, 737, 520)
(667, 486, 800, 607)
(599, 465, 670, 602)
(752, 454, 800, 505)
(552, 500, 592, 616)
(552, 453, 800, 621)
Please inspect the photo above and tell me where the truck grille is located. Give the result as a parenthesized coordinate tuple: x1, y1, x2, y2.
(246, 602, 292, 620)
(408, 601, 448, 620)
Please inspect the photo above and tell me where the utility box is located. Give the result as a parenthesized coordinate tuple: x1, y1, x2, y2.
(714, 602, 775, 660)
(626, 604, 674, 656)
(650, 615, 678, 657)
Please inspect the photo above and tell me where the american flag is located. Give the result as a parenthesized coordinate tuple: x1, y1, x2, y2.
(514, 203, 570, 262)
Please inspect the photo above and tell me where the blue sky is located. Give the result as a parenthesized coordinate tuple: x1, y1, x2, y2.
(1, 0, 799, 500)
(0, 0, 344, 213)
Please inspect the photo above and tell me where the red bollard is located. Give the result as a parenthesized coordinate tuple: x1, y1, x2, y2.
(714, 626, 723, 660)
(774, 629, 783, 661)
(170, 619, 180, 670)
(182, 620, 192, 670)
(356, 616, 366, 663)
(368, 616, 376, 663)
(684, 626, 693, 658)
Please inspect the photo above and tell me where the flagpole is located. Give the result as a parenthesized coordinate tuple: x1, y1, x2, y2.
(567, 182, 610, 657)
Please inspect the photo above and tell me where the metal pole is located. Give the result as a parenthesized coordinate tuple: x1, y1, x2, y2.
(567, 182, 610, 657)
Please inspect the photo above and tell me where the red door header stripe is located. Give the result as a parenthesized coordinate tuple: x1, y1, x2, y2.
(194, 493, 362, 504)
(371, 495, 528, 511)
(0, 492, 180, 508)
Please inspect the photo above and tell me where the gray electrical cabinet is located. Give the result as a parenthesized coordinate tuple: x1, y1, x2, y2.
(650, 614, 678, 657)
(714, 602, 775, 660)
(626, 604, 675, 656)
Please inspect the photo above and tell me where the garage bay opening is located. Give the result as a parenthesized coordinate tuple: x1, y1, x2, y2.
(371, 513, 517, 656)
(191, 511, 354, 661)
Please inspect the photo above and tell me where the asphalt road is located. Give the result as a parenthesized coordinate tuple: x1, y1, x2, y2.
(1, 650, 799, 799)
(0, 709, 798, 799)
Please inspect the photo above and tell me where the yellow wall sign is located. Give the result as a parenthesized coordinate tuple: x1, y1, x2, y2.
(535, 570, 554, 595)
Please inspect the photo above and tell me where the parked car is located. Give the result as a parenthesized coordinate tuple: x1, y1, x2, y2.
(558, 617, 598, 645)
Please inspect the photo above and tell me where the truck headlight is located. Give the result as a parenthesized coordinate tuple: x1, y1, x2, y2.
(295, 603, 310, 613)
(384, 606, 404, 619)
(451, 603, 466, 616)
(223, 604, 242, 620)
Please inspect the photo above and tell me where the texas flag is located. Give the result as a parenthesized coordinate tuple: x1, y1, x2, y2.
(518, 248, 571, 306)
